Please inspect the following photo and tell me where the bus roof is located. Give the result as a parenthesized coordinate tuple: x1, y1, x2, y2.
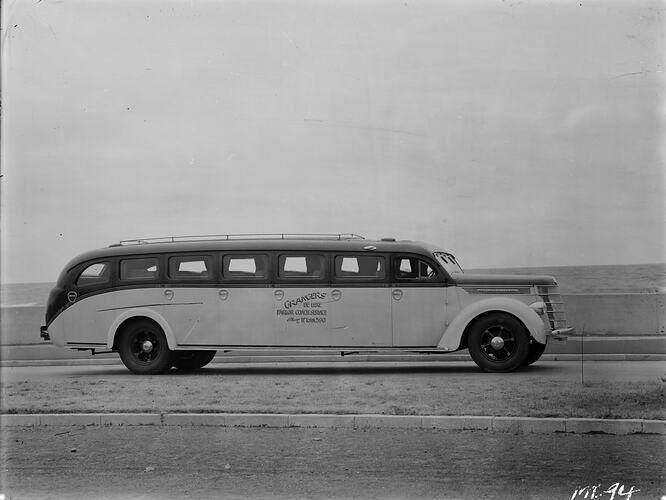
(62, 237, 450, 272)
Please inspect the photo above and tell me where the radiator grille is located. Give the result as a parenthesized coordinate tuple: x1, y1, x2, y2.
(536, 285, 568, 330)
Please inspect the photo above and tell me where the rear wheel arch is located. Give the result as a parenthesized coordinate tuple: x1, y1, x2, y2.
(112, 316, 161, 350)
(108, 310, 176, 351)
(116, 317, 174, 374)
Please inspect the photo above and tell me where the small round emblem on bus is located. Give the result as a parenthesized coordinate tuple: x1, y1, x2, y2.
(67, 291, 78, 302)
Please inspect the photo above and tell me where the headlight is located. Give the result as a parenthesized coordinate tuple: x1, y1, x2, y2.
(529, 301, 546, 315)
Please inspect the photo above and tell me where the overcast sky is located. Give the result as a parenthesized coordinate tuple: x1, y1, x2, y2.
(1, 0, 664, 284)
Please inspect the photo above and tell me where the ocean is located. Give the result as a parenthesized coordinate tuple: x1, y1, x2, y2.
(1, 263, 664, 307)
(467, 263, 666, 294)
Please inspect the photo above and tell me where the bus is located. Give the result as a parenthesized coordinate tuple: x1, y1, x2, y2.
(40, 234, 573, 374)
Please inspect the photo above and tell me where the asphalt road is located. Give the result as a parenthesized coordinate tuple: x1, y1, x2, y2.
(3, 426, 663, 500)
(2, 359, 664, 383)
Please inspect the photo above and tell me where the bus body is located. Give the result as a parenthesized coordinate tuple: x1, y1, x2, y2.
(40, 234, 573, 374)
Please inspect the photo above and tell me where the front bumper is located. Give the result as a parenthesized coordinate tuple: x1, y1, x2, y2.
(549, 327, 574, 342)
(40, 325, 50, 341)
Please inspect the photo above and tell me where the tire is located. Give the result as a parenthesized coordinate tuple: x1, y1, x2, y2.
(172, 350, 217, 371)
(523, 341, 546, 366)
(468, 313, 530, 373)
(118, 319, 174, 375)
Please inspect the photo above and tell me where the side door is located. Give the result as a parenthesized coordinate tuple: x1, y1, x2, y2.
(274, 253, 331, 346)
(328, 253, 392, 346)
(391, 254, 450, 347)
(160, 254, 219, 347)
(213, 253, 275, 346)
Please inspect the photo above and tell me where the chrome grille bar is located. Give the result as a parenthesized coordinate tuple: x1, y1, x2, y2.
(536, 285, 568, 330)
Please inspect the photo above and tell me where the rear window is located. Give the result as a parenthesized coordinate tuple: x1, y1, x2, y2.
(76, 262, 110, 286)
(120, 257, 159, 281)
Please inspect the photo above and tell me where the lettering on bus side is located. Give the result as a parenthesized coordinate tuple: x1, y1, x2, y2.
(277, 292, 329, 326)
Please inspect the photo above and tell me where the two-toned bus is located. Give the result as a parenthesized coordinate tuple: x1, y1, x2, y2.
(40, 234, 573, 374)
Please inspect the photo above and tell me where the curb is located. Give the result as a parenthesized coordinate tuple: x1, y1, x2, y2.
(2, 413, 664, 435)
(2, 353, 666, 368)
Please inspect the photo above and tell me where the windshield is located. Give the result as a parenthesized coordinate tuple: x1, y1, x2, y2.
(434, 252, 463, 275)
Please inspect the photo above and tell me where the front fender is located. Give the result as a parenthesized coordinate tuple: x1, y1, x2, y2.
(437, 297, 547, 350)
(106, 308, 176, 350)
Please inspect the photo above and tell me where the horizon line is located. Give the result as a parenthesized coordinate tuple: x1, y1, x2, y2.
(2, 262, 664, 286)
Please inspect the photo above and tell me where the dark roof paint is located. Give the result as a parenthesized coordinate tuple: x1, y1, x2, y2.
(62, 239, 449, 273)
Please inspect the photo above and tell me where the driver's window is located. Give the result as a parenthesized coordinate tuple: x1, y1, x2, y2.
(395, 257, 437, 280)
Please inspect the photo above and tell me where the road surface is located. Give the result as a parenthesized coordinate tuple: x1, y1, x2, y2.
(3, 425, 664, 500)
(3, 359, 664, 383)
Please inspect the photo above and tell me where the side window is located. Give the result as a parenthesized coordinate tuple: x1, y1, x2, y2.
(335, 255, 385, 280)
(222, 255, 269, 280)
(76, 262, 110, 286)
(120, 257, 159, 281)
(278, 254, 326, 280)
(394, 256, 438, 281)
(168, 256, 211, 280)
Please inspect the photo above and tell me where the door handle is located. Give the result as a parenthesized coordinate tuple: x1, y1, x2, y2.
(274, 289, 284, 301)
(392, 289, 403, 301)
(164, 289, 174, 301)
(218, 289, 229, 301)
(331, 289, 342, 301)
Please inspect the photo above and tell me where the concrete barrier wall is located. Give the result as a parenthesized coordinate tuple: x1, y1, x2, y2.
(563, 293, 665, 336)
(1, 306, 44, 345)
(1, 294, 664, 346)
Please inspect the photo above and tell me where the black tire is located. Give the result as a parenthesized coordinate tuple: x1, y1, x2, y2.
(118, 319, 174, 375)
(172, 350, 217, 371)
(523, 341, 546, 366)
(468, 313, 530, 373)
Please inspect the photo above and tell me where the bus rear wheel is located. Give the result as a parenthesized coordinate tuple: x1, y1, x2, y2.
(468, 313, 529, 373)
(172, 350, 217, 371)
(118, 320, 173, 375)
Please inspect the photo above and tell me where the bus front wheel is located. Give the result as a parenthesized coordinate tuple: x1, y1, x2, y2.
(468, 313, 529, 373)
(118, 320, 173, 375)
(523, 341, 546, 366)
(172, 350, 217, 371)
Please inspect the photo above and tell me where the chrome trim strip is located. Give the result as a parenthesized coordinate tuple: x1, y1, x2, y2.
(461, 286, 532, 295)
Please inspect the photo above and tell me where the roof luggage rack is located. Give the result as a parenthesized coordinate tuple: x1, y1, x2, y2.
(112, 233, 366, 246)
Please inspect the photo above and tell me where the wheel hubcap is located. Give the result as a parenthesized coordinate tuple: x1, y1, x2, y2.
(479, 325, 515, 362)
(490, 336, 505, 350)
(128, 329, 163, 365)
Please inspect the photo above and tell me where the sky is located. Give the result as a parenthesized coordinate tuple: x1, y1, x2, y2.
(1, 0, 664, 284)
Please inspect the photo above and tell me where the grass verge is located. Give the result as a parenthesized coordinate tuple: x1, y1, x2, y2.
(2, 362, 664, 419)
